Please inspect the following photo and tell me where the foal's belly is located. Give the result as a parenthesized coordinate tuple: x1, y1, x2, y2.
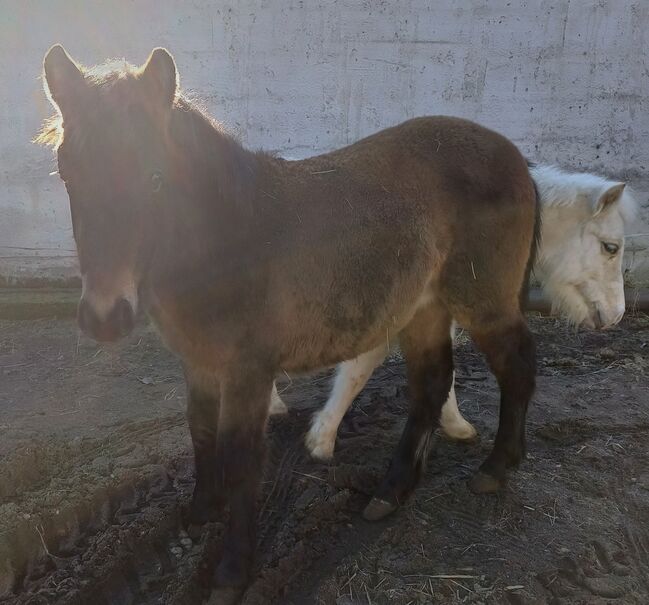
(277, 282, 431, 373)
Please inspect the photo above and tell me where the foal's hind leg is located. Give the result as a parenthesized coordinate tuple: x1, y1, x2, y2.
(364, 303, 453, 521)
(468, 317, 536, 493)
(185, 367, 222, 526)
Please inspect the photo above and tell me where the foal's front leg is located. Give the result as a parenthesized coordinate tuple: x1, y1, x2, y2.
(185, 367, 222, 526)
(210, 365, 273, 599)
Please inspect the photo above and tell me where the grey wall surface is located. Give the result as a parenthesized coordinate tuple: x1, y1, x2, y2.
(1, 0, 647, 284)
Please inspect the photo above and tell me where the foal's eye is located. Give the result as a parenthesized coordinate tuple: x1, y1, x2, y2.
(602, 242, 619, 255)
(150, 172, 163, 194)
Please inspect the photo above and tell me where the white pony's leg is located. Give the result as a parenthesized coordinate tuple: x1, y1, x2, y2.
(306, 345, 387, 460)
(438, 323, 477, 440)
(439, 372, 477, 440)
(269, 382, 288, 415)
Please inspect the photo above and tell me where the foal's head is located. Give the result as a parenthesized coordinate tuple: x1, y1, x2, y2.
(40, 45, 179, 341)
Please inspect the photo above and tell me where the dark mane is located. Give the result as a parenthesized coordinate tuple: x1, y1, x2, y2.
(170, 96, 261, 178)
(164, 98, 269, 231)
(36, 56, 268, 247)
(36, 59, 139, 148)
(35, 57, 255, 175)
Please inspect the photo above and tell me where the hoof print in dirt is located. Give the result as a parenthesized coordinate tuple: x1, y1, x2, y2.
(557, 541, 631, 600)
(362, 497, 398, 521)
(468, 470, 505, 494)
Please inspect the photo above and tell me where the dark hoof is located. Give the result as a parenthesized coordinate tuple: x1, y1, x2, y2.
(186, 492, 223, 527)
(468, 471, 504, 494)
(207, 586, 245, 605)
(363, 497, 398, 521)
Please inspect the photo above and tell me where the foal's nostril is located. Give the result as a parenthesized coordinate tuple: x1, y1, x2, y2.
(78, 297, 135, 341)
(77, 298, 99, 335)
(112, 298, 135, 336)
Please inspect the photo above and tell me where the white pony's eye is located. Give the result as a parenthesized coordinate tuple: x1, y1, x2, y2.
(151, 171, 163, 194)
(602, 242, 619, 255)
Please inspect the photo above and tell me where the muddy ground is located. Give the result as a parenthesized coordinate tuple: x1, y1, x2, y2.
(0, 313, 648, 604)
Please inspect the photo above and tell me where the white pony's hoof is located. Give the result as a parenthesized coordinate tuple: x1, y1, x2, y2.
(269, 391, 288, 415)
(305, 414, 336, 460)
(442, 420, 478, 442)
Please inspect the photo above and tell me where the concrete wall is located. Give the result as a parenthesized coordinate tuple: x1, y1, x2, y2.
(1, 0, 647, 285)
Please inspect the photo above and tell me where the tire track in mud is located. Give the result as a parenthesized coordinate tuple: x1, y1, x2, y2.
(510, 424, 649, 605)
(1, 407, 388, 604)
(0, 413, 192, 602)
(1, 434, 218, 604)
(0, 413, 187, 504)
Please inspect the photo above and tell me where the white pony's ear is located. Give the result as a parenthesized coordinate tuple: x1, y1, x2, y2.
(593, 183, 625, 216)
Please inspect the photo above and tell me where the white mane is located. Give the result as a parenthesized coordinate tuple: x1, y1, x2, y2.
(530, 164, 638, 225)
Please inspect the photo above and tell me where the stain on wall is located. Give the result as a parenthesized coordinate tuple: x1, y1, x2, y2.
(0, 1, 647, 283)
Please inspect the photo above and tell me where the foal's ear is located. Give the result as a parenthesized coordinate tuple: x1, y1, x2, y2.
(593, 182, 626, 216)
(43, 44, 86, 115)
(140, 48, 178, 106)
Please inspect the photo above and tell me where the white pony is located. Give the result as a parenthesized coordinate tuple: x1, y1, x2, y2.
(271, 164, 637, 460)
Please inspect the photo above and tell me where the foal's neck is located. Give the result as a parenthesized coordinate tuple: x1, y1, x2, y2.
(175, 103, 261, 204)
(152, 103, 272, 289)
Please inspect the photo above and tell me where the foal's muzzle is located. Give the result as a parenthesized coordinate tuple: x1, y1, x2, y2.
(78, 297, 135, 342)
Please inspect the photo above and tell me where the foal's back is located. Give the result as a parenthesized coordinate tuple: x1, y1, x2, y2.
(265, 116, 537, 366)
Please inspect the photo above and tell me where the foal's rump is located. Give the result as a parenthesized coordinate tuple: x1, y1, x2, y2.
(407, 119, 538, 328)
(437, 183, 538, 331)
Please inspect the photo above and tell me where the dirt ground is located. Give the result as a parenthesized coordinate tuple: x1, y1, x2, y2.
(0, 312, 648, 605)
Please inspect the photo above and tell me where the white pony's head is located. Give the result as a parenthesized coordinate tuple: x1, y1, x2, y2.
(531, 164, 637, 329)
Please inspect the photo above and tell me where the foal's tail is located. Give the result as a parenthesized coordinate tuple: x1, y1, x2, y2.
(519, 171, 542, 311)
